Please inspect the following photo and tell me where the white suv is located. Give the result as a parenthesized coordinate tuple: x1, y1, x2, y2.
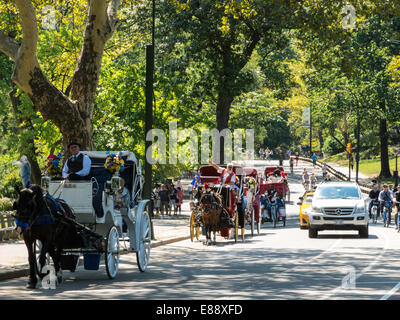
(307, 182, 368, 238)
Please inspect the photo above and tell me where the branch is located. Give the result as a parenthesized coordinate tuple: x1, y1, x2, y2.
(12, 0, 40, 94)
(0, 30, 20, 60)
(106, 0, 121, 39)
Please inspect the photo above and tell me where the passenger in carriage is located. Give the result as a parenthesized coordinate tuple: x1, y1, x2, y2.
(114, 178, 130, 210)
(62, 141, 92, 181)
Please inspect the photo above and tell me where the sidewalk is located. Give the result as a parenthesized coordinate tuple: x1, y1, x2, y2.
(323, 161, 372, 185)
(0, 201, 191, 281)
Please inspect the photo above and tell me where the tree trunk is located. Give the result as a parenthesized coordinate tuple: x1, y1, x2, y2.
(379, 118, 391, 178)
(216, 91, 234, 164)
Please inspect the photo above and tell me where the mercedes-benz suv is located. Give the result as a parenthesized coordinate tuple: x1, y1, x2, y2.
(307, 181, 368, 238)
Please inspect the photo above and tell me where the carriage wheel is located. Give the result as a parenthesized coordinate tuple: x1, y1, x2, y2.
(105, 225, 120, 279)
(190, 211, 196, 242)
(33, 240, 51, 276)
(234, 211, 239, 243)
(195, 226, 200, 241)
(136, 211, 151, 272)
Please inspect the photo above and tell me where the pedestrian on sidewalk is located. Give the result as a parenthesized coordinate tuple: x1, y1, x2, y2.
(176, 187, 184, 215)
(295, 152, 299, 166)
(170, 184, 178, 216)
(154, 184, 161, 216)
(158, 184, 170, 219)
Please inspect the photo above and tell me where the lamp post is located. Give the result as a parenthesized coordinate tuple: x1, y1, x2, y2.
(144, 0, 155, 239)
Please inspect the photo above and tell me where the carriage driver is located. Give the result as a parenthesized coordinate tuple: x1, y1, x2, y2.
(208, 159, 236, 186)
(62, 141, 92, 181)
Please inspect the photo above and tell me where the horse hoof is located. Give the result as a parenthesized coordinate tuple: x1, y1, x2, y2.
(26, 282, 37, 289)
(57, 271, 63, 284)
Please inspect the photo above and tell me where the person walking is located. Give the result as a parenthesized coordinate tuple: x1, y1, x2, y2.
(176, 187, 184, 215)
(311, 153, 317, 168)
(158, 184, 170, 219)
(295, 152, 299, 166)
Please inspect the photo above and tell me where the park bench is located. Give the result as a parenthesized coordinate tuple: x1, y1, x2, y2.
(0, 212, 20, 241)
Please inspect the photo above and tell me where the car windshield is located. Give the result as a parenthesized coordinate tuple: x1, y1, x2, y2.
(315, 185, 361, 199)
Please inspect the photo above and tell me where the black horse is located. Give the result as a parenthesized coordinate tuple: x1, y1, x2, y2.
(13, 185, 82, 289)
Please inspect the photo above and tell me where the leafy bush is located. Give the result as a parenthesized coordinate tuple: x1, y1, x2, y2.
(0, 198, 14, 211)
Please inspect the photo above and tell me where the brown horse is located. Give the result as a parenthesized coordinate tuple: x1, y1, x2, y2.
(198, 191, 223, 245)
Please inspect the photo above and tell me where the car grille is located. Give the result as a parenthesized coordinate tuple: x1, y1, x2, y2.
(323, 217, 354, 221)
(323, 207, 354, 215)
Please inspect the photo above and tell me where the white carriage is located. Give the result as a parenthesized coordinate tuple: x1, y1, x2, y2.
(41, 151, 151, 279)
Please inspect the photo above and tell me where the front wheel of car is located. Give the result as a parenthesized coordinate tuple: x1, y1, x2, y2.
(308, 227, 318, 238)
(359, 226, 369, 238)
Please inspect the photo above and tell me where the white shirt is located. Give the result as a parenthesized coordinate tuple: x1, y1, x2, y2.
(379, 190, 393, 202)
(62, 152, 92, 179)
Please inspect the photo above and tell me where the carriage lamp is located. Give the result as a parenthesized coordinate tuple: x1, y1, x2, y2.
(111, 175, 122, 191)
(41, 175, 51, 191)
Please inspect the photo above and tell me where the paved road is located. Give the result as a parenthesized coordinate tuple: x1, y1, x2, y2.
(1, 160, 400, 300)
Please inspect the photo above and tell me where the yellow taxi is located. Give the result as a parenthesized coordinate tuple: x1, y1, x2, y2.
(297, 191, 314, 229)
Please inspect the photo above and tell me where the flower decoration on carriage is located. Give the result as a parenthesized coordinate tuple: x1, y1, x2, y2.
(246, 177, 257, 189)
(44, 152, 63, 177)
(104, 151, 125, 174)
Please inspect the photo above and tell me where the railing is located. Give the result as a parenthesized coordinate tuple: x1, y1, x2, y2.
(0, 212, 20, 241)
(297, 156, 371, 194)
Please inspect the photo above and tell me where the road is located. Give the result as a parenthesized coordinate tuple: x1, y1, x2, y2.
(1, 159, 400, 300)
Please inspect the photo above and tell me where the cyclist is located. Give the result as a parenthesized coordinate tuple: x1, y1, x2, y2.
(368, 184, 381, 220)
(378, 184, 394, 227)
(302, 168, 310, 191)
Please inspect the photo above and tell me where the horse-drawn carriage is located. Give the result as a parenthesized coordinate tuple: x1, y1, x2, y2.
(237, 167, 262, 236)
(263, 166, 290, 201)
(15, 151, 151, 288)
(259, 181, 287, 228)
(189, 165, 241, 244)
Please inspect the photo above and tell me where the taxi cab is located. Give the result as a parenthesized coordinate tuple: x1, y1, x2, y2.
(297, 191, 314, 229)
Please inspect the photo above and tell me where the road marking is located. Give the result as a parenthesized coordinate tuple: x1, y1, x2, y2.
(318, 227, 390, 300)
(380, 282, 400, 300)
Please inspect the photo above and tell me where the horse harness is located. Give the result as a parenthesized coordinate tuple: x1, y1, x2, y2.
(14, 194, 66, 234)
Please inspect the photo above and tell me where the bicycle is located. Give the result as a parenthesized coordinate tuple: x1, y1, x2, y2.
(382, 201, 392, 228)
(370, 199, 380, 224)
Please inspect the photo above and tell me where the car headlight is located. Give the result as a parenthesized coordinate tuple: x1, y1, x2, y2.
(355, 204, 365, 213)
(311, 205, 323, 213)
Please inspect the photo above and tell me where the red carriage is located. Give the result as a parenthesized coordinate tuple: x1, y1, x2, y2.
(189, 165, 241, 243)
(263, 166, 290, 201)
(258, 180, 287, 228)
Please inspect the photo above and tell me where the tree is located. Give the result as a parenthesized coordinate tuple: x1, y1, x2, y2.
(158, 0, 305, 162)
(0, 0, 122, 152)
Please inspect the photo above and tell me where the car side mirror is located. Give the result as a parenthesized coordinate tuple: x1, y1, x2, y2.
(297, 202, 302, 205)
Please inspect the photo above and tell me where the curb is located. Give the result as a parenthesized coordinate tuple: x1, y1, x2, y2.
(0, 235, 190, 282)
